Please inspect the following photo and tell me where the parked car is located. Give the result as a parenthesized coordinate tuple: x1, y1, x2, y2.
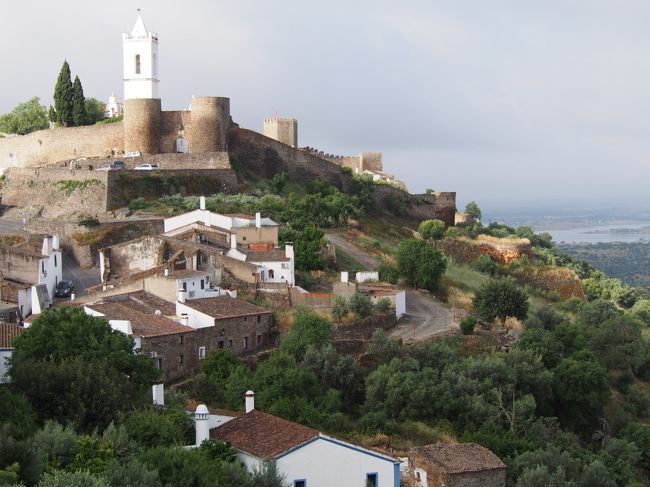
(54, 280, 75, 298)
(96, 162, 124, 171)
(134, 163, 159, 170)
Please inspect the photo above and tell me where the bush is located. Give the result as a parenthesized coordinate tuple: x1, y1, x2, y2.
(473, 254, 497, 275)
(78, 214, 100, 227)
(349, 293, 373, 319)
(331, 296, 348, 322)
(460, 316, 477, 335)
(378, 260, 399, 285)
(376, 298, 392, 314)
(473, 278, 529, 323)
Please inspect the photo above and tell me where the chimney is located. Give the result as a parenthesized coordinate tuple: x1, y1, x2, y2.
(52, 235, 60, 250)
(199, 196, 206, 210)
(230, 234, 237, 250)
(341, 271, 349, 283)
(70, 292, 76, 301)
(194, 404, 210, 446)
(178, 289, 186, 303)
(152, 383, 164, 406)
(180, 313, 189, 326)
(255, 212, 261, 229)
(245, 390, 255, 413)
(164, 268, 170, 277)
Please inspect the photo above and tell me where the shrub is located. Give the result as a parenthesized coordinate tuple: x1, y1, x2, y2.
(473, 278, 528, 323)
(78, 214, 100, 227)
(460, 316, 477, 335)
(331, 296, 348, 322)
(473, 254, 497, 275)
(349, 292, 373, 319)
(376, 298, 392, 314)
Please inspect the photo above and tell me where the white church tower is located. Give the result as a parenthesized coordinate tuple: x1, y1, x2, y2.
(122, 10, 159, 100)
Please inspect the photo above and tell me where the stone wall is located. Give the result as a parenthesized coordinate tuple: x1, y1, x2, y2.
(104, 236, 166, 279)
(188, 97, 230, 153)
(512, 266, 586, 301)
(439, 236, 532, 265)
(230, 127, 457, 224)
(0, 123, 124, 168)
(0, 248, 39, 284)
(123, 98, 162, 154)
(160, 110, 192, 154)
(445, 469, 506, 487)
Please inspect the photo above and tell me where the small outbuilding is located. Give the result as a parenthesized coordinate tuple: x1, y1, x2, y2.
(408, 443, 506, 487)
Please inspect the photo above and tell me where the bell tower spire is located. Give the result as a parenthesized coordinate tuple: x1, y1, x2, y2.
(122, 10, 159, 99)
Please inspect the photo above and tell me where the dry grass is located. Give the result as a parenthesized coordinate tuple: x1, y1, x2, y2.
(274, 309, 295, 332)
(504, 316, 525, 331)
(477, 234, 531, 246)
(72, 225, 116, 246)
(446, 286, 475, 312)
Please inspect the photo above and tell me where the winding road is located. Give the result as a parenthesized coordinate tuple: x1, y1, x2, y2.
(326, 232, 457, 343)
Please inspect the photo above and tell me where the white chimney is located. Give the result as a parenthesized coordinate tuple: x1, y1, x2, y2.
(195, 404, 210, 446)
(152, 383, 164, 406)
(70, 293, 76, 301)
(180, 313, 189, 326)
(285, 244, 294, 260)
(52, 235, 60, 250)
(164, 268, 170, 277)
(199, 196, 206, 210)
(230, 234, 237, 250)
(178, 289, 186, 303)
(245, 390, 255, 413)
(255, 212, 261, 228)
(341, 271, 349, 283)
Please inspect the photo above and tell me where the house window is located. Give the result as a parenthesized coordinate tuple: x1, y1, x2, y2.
(257, 315, 261, 323)
(178, 354, 184, 364)
(42, 262, 45, 274)
(243, 337, 248, 350)
(156, 358, 162, 370)
(268, 269, 275, 279)
(218, 340, 224, 349)
(182, 282, 187, 291)
(178, 335, 184, 344)
(198, 346, 206, 359)
(366, 473, 378, 487)
(229, 339, 233, 348)
(294, 481, 306, 487)
(244, 317, 248, 322)
(200, 279, 205, 290)
(135, 54, 141, 74)
(256, 334, 261, 345)
(54, 255, 57, 267)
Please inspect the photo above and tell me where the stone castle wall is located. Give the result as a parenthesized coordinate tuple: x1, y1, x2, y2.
(0, 123, 124, 168)
(160, 110, 192, 154)
(188, 97, 230, 153)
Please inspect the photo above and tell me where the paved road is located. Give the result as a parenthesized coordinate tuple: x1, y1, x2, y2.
(62, 253, 101, 297)
(326, 232, 457, 342)
(325, 232, 378, 270)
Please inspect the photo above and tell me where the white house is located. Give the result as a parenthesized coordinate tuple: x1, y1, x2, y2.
(0, 323, 24, 383)
(226, 236, 295, 286)
(0, 235, 63, 319)
(198, 391, 400, 487)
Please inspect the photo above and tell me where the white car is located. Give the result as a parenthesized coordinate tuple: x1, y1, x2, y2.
(134, 163, 159, 170)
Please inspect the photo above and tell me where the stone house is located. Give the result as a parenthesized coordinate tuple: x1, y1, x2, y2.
(408, 443, 506, 487)
(195, 391, 400, 487)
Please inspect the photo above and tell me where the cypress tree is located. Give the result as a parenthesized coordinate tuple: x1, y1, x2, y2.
(72, 75, 87, 126)
(53, 60, 73, 126)
(47, 105, 56, 124)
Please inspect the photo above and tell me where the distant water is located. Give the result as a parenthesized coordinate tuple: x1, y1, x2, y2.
(537, 222, 650, 244)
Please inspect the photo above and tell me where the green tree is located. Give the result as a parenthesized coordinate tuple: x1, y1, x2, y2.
(577, 298, 620, 327)
(349, 292, 373, 318)
(331, 296, 348, 322)
(418, 219, 446, 244)
(473, 254, 497, 275)
(271, 172, 287, 194)
(280, 225, 324, 271)
(119, 406, 193, 448)
(54, 60, 73, 126)
(465, 201, 482, 221)
(473, 278, 529, 323)
(0, 97, 49, 135)
(72, 75, 87, 126)
(396, 238, 446, 291)
(69, 435, 114, 476)
(9, 307, 159, 432)
(460, 316, 477, 335)
(37, 469, 110, 487)
(279, 309, 333, 360)
(48, 105, 57, 123)
(552, 355, 610, 431)
(587, 316, 644, 372)
(84, 98, 106, 125)
(251, 462, 288, 487)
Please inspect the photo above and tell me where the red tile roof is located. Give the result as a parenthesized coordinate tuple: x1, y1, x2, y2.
(415, 443, 505, 473)
(0, 322, 24, 349)
(245, 250, 289, 262)
(210, 409, 319, 459)
(185, 296, 271, 319)
(122, 292, 177, 316)
(86, 302, 193, 338)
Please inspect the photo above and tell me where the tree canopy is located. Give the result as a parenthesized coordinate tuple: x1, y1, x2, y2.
(473, 278, 529, 323)
(0, 97, 48, 135)
(396, 238, 447, 291)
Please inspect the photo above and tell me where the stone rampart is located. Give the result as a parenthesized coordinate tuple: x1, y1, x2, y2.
(0, 123, 124, 168)
(123, 98, 162, 154)
(100, 151, 231, 170)
(188, 97, 230, 152)
(439, 236, 531, 265)
(160, 110, 192, 154)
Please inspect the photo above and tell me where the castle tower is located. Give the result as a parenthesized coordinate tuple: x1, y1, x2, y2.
(122, 11, 161, 154)
(264, 117, 298, 148)
(122, 10, 159, 100)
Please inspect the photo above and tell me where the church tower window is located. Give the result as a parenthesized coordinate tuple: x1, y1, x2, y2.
(135, 54, 141, 74)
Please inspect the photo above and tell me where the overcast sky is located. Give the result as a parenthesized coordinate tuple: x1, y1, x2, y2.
(2, 0, 650, 212)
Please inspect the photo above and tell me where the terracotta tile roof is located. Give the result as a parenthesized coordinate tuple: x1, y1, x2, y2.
(86, 302, 193, 338)
(0, 322, 24, 349)
(119, 292, 177, 316)
(185, 296, 271, 319)
(415, 443, 505, 473)
(245, 250, 289, 262)
(210, 409, 319, 459)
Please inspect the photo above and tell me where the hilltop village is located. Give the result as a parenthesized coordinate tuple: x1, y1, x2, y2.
(1, 12, 649, 487)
